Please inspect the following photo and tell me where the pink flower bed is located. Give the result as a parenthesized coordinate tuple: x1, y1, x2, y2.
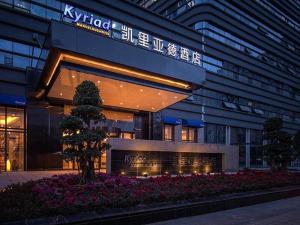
(1, 171, 300, 221)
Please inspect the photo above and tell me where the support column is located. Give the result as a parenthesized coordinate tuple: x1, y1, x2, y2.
(174, 124, 182, 142)
(263, 138, 268, 167)
(246, 129, 251, 168)
(106, 148, 111, 174)
(197, 127, 205, 143)
(225, 126, 231, 145)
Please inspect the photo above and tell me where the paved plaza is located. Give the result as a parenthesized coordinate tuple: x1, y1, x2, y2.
(148, 196, 300, 225)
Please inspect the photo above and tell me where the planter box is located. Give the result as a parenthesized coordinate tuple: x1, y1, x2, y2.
(5, 185, 300, 225)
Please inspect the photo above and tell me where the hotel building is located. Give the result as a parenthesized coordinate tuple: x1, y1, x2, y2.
(0, 0, 299, 174)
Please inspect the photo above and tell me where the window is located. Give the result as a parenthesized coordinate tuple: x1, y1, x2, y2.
(0, 39, 12, 51)
(163, 124, 174, 141)
(205, 123, 225, 144)
(250, 130, 263, 168)
(0, 52, 13, 66)
(230, 127, 246, 145)
(31, 4, 46, 17)
(13, 55, 30, 69)
(121, 132, 135, 139)
(0, 0, 13, 6)
(0, 38, 48, 70)
(14, 0, 30, 12)
(182, 127, 197, 142)
(0, 107, 25, 172)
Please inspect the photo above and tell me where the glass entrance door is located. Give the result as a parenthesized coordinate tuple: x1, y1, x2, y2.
(0, 107, 25, 172)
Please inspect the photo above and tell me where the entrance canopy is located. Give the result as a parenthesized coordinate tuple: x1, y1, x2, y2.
(37, 21, 207, 112)
(48, 67, 187, 112)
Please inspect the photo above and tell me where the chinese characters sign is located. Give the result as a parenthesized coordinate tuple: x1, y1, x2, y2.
(120, 24, 201, 66)
(63, 4, 202, 67)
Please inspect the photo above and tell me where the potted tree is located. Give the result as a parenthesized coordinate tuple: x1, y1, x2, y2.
(60, 80, 110, 184)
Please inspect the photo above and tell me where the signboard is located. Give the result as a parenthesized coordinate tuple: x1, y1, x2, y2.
(62, 4, 202, 67)
(63, 4, 111, 36)
(111, 150, 222, 176)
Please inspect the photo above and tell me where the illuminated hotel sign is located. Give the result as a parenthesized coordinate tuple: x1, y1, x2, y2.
(120, 25, 201, 66)
(62, 5, 202, 66)
(63, 4, 111, 36)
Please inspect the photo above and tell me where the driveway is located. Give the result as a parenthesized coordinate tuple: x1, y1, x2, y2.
(147, 196, 300, 225)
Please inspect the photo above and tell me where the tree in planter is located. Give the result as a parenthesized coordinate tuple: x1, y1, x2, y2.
(60, 80, 110, 184)
(262, 117, 292, 170)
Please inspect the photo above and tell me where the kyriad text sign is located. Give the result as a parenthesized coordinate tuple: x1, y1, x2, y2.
(63, 4, 111, 36)
(62, 4, 202, 66)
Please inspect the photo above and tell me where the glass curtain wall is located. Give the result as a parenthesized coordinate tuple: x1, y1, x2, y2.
(205, 123, 226, 144)
(250, 129, 263, 167)
(0, 106, 25, 172)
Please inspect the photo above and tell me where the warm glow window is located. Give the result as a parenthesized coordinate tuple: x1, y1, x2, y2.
(163, 124, 174, 141)
(182, 127, 197, 142)
(0, 106, 25, 172)
(121, 132, 135, 139)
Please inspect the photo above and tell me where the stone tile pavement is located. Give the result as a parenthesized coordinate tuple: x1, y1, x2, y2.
(147, 196, 300, 225)
(0, 170, 76, 190)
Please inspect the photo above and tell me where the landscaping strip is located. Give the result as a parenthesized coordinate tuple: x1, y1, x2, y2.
(4, 185, 300, 225)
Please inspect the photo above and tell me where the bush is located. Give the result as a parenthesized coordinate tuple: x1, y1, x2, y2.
(0, 171, 300, 222)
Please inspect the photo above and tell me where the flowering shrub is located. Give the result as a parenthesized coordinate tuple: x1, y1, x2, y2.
(0, 171, 300, 222)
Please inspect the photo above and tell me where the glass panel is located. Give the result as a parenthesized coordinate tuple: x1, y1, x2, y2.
(216, 125, 226, 144)
(13, 55, 30, 69)
(7, 131, 24, 171)
(250, 146, 263, 167)
(100, 151, 106, 173)
(0, 39, 12, 51)
(7, 108, 24, 129)
(31, 4, 46, 17)
(13, 42, 31, 55)
(63, 159, 74, 170)
(46, 9, 60, 20)
(0, 107, 5, 129)
(47, 0, 61, 9)
(205, 123, 216, 143)
(14, 0, 30, 11)
(0, 0, 13, 6)
(250, 129, 263, 167)
(250, 130, 263, 145)
(188, 128, 196, 142)
(239, 145, 246, 168)
(181, 127, 188, 141)
(0, 51, 13, 66)
(33, 47, 41, 58)
(230, 127, 246, 145)
(122, 132, 134, 139)
(164, 125, 173, 141)
(0, 130, 5, 172)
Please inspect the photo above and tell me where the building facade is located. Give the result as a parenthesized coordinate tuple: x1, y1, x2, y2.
(0, 0, 299, 174)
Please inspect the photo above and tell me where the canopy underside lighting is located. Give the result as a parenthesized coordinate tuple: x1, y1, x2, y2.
(48, 68, 188, 112)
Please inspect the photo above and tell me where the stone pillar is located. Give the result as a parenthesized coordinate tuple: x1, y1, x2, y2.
(174, 124, 182, 142)
(197, 127, 205, 143)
